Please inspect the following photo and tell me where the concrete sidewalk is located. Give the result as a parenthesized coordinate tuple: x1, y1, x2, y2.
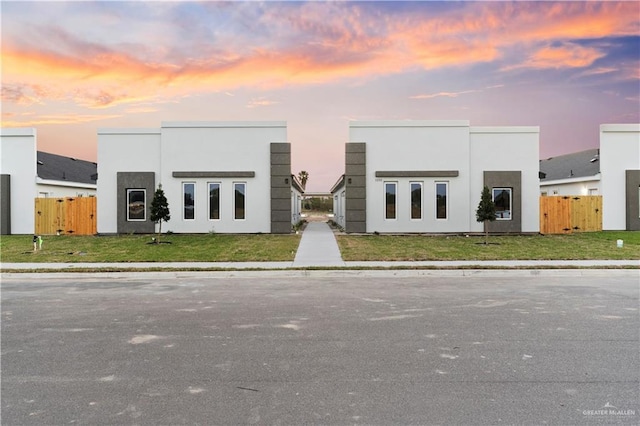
(2, 259, 638, 271)
(293, 222, 345, 267)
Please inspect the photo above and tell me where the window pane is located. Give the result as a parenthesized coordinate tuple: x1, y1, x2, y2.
(209, 183, 220, 220)
(436, 182, 447, 219)
(385, 183, 396, 219)
(493, 188, 512, 220)
(411, 182, 422, 219)
(127, 189, 145, 221)
(234, 183, 246, 220)
(183, 183, 195, 220)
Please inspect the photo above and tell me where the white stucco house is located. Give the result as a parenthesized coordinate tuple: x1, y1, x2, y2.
(97, 121, 301, 234)
(539, 124, 640, 231)
(332, 120, 540, 234)
(1, 128, 97, 235)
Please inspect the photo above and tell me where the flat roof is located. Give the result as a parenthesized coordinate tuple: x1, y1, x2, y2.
(350, 120, 470, 128)
(97, 128, 160, 135)
(162, 121, 287, 128)
(470, 126, 539, 134)
(0, 127, 36, 137)
(600, 123, 640, 132)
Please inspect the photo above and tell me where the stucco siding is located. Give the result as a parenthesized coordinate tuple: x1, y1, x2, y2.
(600, 124, 640, 230)
(0, 128, 37, 234)
(97, 129, 161, 234)
(470, 127, 540, 233)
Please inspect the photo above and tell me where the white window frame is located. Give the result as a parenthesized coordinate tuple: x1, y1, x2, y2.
(234, 182, 247, 221)
(435, 181, 448, 220)
(208, 182, 221, 221)
(384, 182, 397, 220)
(126, 189, 146, 222)
(493, 187, 512, 221)
(410, 181, 423, 220)
(183, 182, 196, 221)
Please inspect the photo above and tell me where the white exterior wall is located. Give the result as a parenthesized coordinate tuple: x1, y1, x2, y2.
(291, 187, 303, 225)
(470, 127, 540, 233)
(97, 129, 161, 233)
(0, 128, 37, 234)
(160, 122, 286, 233)
(539, 177, 601, 197)
(98, 122, 288, 234)
(36, 180, 96, 198)
(332, 186, 346, 229)
(600, 124, 640, 230)
(352, 121, 471, 233)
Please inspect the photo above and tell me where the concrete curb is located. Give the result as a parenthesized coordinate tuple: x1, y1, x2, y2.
(2, 268, 639, 280)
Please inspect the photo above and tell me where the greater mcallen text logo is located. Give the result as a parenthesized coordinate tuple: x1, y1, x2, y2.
(583, 402, 636, 417)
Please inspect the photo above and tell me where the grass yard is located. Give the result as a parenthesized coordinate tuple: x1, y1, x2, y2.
(0, 234, 301, 263)
(1, 231, 638, 264)
(336, 231, 640, 261)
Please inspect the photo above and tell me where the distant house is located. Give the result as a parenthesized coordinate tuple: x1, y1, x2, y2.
(97, 121, 301, 234)
(539, 124, 640, 231)
(1, 128, 97, 235)
(332, 120, 540, 234)
(539, 148, 601, 196)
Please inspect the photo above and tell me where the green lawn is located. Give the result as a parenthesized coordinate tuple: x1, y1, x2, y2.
(0, 234, 301, 263)
(1, 231, 638, 264)
(336, 231, 640, 261)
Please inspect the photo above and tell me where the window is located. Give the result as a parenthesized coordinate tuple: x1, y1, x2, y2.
(410, 182, 422, 219)
(209, 183, 220, 220)
(493, 188, 512, 220)
(127, 189, 146, 221)
(384, 182, 396, 220)
(234, 182, 246, 220)
(183, 182, 195, 220)
(436, 182, 448, 219)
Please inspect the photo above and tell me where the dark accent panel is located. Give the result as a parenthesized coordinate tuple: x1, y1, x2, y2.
(270, 143, 291, 154)
(270, 154, 291, 165)
(345, 143, 367, 233)
(270, 165, 291, 184)
(172, 171, 255, 178)
(271, 198, 291, 211)
(346, 152, 366, 165)
(1, 174, 11, 235)
(271, 143, 291, 234)
(483, 171, 522, 233)
(626, 170, 640, 231)
(375, 170, 459, 178)
(117, 172, 155, 234)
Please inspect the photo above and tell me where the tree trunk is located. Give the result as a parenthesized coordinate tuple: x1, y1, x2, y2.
(484, 220, 489, 245)
(157, 220, 162, 244)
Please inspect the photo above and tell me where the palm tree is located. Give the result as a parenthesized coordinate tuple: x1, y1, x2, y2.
(297, 170, 309, 189)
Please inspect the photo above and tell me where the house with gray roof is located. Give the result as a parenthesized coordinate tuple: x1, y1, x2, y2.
(539, 148, 601, 196)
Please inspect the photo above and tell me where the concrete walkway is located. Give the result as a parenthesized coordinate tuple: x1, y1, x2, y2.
(292, 222, 345, 267)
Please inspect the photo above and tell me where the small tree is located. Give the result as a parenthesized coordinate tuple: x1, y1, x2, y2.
(150, 184, 170, 243)
(297, 170, 309, 189)
(476, 185, 497, 245)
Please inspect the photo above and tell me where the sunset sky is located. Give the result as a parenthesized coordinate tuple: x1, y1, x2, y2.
(2, 1, 639, 192)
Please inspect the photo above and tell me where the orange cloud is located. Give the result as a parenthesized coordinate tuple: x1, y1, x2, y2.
(505, 43, 606, 70)
(1, 113, 121, 127)
(1, 1, 637, 113)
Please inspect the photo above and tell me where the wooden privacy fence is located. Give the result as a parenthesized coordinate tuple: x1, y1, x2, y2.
(35, 197, 97, 235)
(540, 195, 602, 234)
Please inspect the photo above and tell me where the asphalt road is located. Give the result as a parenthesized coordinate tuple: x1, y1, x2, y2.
(2, 272, 639, 425)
